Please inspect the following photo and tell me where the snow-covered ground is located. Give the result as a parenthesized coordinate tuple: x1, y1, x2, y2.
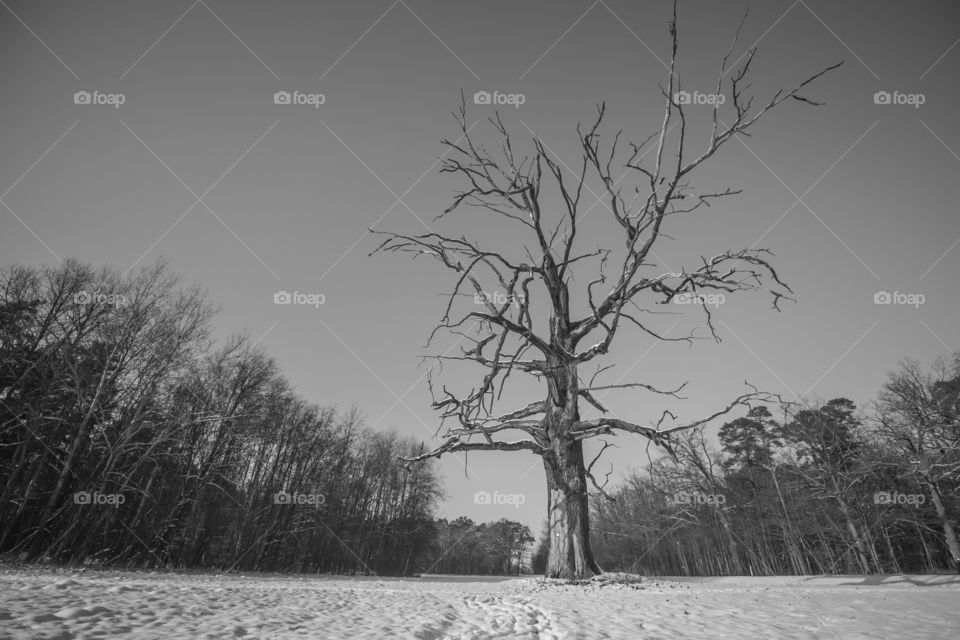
(1, 568, 958, 639)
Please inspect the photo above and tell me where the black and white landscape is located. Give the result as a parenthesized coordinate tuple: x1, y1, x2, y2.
(1, 1, 959, 638)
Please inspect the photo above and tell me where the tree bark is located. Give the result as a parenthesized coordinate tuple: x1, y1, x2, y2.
(543, 437, 601, 579)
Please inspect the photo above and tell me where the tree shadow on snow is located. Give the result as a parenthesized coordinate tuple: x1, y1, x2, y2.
(829, 574, 960, 587)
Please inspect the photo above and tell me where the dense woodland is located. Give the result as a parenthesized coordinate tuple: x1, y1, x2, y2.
(2, 261, 958, 576)
(0, 260, 442, 573)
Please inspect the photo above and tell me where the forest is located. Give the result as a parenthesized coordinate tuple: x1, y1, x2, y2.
(0, 260, 442, 573)
(1, 261, 957, 576)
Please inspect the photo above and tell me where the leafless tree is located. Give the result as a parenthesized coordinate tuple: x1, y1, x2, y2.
(874, 356, 960, 573)
(373, 1, 842, 578)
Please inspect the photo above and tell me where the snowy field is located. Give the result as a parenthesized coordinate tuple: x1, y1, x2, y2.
(1, 568, 958, 639)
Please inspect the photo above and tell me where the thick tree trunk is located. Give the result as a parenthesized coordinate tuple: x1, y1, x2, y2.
(543, 437, 601, 579)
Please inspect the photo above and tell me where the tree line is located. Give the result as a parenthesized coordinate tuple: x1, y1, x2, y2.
(0, 260, 444, 574)
(579, 357, 960, 576)
(415, 517, 534, 575)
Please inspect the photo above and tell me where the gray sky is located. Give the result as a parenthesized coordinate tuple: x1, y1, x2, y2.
(2, 0, 959, 536)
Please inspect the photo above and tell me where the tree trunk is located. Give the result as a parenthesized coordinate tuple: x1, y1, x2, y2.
(768, 465, 806, 574)
(838, 499, 871, 573)
(923, 480, 960, 573)
(830, 475, 872, 573)
(715, 507, 743, 574)
(543, 438, 601, 579)
(27, 419, 89, 560)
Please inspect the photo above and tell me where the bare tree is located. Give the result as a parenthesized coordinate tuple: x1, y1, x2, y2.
(874, 356, 960, 573)
(374, 1, 842, 578)
(671, 426, 744, 574)
(778, 399, 877, 574)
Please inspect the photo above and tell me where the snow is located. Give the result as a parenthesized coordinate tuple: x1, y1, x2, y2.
(0, 568, 958, 639)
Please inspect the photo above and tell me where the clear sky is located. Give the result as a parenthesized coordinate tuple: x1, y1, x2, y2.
(2, 0, 959, 537)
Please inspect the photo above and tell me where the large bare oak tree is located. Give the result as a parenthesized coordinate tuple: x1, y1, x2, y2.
(373, 2, 841, 579)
